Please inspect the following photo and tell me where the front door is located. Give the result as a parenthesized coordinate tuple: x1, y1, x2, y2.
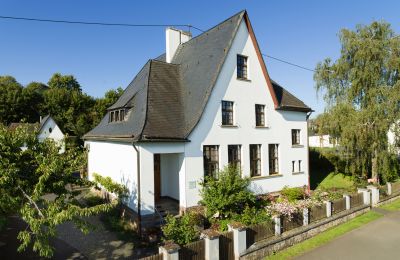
(154, 154, 161, 203)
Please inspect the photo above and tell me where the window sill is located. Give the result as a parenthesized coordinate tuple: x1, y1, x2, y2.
(220, 125, 239, 128)
(255, 126, 269, 129)
(291, 144, 304, 148)
(251, 174, 283, 180)
(292, 171, 305, 175)
(237, 77, 251, 82)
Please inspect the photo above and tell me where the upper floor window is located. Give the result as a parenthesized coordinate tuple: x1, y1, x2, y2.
(292, 129, 301, 145)
(203, 145, 219, 178)
(228, 145, 241, 170)
(250, 144, 261, 177)
(255, 104, 265, 127)
(222, 101, 234, 126)
(269, 144, 279, 175)
(237, 55, 248, 79)
(109, 109, 126, 123)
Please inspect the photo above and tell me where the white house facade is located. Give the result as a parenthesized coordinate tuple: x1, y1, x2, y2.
(38, 115, 65, 153)
(85, 11, 312, 218)
(309, 134, 337, 148)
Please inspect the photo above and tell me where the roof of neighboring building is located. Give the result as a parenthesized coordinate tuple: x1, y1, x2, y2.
(85, 10, 311, 142)
(8, 122, 39, 133)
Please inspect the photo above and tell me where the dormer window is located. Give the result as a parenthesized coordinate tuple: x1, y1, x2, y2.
(109, 109, 126, 123)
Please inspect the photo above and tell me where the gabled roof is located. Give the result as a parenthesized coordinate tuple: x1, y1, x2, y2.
(271, 80, 312, 112)
(84, 10, 311, 142)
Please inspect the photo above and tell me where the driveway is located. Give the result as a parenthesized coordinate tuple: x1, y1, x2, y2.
(295, 209, 400, 260)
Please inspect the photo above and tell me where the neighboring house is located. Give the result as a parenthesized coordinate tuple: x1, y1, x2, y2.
(9, 115, 65, 153)
(84, 10, 312, 219)
(309, 134, 338, 148)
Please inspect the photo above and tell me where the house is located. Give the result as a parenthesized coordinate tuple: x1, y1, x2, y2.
(84, 10, 312, 220)
(309, 134, 338, 148)
(9, 115, 65, 153)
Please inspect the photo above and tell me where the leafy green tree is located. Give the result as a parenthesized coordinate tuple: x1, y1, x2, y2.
(48, 73, 82, 92)
(92, 88, 124, 125)
(199, 166, 255, 218)
(314, 21, 400, 183)
(0, 124, 120, 257)
(0, 76, 26, 124)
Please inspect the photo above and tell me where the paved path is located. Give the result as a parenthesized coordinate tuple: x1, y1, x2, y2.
(296, 209, 400, 260)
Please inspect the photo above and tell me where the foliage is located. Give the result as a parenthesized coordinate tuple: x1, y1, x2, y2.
(280, 186, 306, 202)
(266, 198, 321, 220)
(199, 165, 256, 218)
(314, 21, 400, 183)
(162, 212, 201, 245)
(233, 205, 271, 226)
(92, 173, 129, 200)
(0, 124, 121, 257)
(0, 215, 6, 231)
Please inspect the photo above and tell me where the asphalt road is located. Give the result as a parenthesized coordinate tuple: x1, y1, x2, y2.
(0, 216, 86, 260)
(296, 209, 400, 260)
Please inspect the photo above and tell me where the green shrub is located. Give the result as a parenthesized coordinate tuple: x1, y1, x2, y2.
(234, 206, 271, 226)
(162, 212, 201, 245)
(92, 173, 128, 200)
(280, 186, 305, 202)
(199, 165, 256, 218)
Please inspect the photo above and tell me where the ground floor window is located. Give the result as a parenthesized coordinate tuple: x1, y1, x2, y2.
(228, 145, 241, 170)
(269, 144, 279, 174)
(203, 145, 219, 178)
(250, 144, 261, 177)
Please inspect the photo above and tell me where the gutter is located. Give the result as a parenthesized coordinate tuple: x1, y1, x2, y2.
(132, 143, 142, 237)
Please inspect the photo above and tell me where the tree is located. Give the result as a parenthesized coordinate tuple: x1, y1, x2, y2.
(92, 88, 124, 126)
(0, 76, 25, 124)
(314, 21, 400, 183)
(48, 73, 82, 92)
(199, 166, 255, 218)
(0, 124, 121, 257)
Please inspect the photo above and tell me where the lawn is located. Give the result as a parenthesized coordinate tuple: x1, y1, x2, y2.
(380, 198, 400, 211)
(317, 172, 355, 191)
(266, 210, 382, 260)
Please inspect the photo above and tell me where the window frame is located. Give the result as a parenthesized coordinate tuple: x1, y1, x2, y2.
(255, 104, 265, 127)
(298, 160, 302, 172)
(109, 109, 126, 123)
(237, 54, 248, 80)
(292, 160, 296, 173)
(228, 145, 241, 170)
(221, 100, 234, 126)
(203, 145, 219, 178)
(291, 129, 301, 145)
(268, 144, 279, 175)
(249, 144, 262, 177)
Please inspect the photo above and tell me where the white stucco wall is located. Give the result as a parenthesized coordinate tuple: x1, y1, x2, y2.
(87, 140, 138, 211)
(309, 135, 336, 148)
(160, 153, 181, 201)
(37, 117, 65, 153)
(183, 19, 309, 208)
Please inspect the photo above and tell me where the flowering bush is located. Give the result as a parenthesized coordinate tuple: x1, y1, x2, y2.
(266, 198, 322, 220)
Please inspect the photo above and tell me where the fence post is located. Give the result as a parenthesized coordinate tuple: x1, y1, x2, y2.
(202, 229, 219, 260)
(274, 216, 281, 236)
(367, 185, 380, 206)
(302, 208, 309, 226)
(357, 188, 371, 205)
(159, 242, 180, 260)
(343, 194, 351, 210)
(228, 223, 247, 260)
(325, 201, 332, 217)
(387, 182, 392, 196)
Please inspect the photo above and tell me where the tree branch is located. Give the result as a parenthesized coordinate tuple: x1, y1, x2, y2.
(18, 186, 44, 218)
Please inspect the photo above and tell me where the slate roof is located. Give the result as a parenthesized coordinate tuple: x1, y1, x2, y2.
(85, 10, 311, 142)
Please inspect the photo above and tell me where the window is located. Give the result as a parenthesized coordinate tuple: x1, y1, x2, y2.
(49, 127, 52, 133)
(291, 129, 301, 145)
(222, 101, 234, 126)
(250, 144, 261, 177)
(292, 161, 295, 173)
(255, 104, 265, 127)
(269, 144, 279, 175)
(298, 160, 302, 172)
(237, 55, 248, 79)
(228, 145, 241, 170)
(203, 145, 219, 178)
(109, 109, 126, 123)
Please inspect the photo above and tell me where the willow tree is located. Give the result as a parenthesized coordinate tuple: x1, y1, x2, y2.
(314, 21, 400, 183)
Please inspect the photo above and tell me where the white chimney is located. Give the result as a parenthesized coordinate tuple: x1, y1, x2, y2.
(166, 27, 191, 63)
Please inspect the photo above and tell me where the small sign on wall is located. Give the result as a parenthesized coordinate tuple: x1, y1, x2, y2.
(189, 181, 196, 189)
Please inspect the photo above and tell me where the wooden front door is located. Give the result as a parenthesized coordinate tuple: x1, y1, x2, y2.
(154, 154, 161, 203)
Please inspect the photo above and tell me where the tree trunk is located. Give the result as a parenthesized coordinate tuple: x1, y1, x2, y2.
(371, 149, 379, 184)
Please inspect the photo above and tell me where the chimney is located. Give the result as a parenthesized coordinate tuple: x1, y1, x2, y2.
(166, 27, 192, 63)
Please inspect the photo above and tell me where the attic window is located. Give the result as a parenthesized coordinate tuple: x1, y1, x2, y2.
(237, 54, 248, 79)
(109, 109, 126, 123)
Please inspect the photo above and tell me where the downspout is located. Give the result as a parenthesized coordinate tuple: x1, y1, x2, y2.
(306, 111, 313, 193)
(132, 143, 142, 237)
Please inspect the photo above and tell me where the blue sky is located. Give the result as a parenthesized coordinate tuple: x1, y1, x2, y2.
(1, 0, 399, 116)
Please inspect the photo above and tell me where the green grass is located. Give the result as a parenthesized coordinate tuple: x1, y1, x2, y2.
(266, 211, 382, 260)
(380, 198, 400, 211)
(317, 172, 355, 191)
